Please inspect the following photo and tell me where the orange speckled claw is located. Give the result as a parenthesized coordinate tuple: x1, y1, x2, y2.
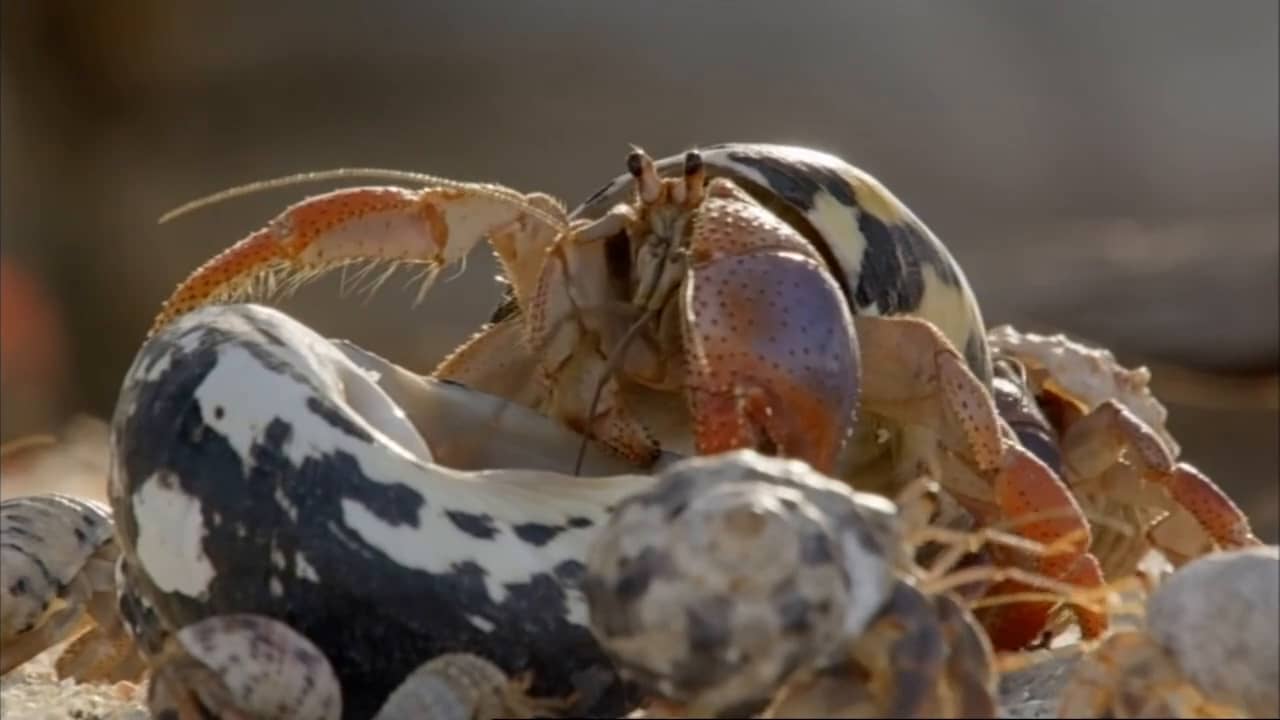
(977, 445, 1108, 650)
(1062, 402, 1261, 551)
(151, 182, 562, 337)
(852, 314, 1004, 474)
(978, 552, 1108, 651)
(682, 232, 859, 476)
(1148, 462, 1263, 559)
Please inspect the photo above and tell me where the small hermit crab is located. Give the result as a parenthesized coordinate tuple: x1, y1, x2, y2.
(144, 613, 571, 719)
(1058, 544, 1279, 718)
(582, 449, 1101, 718)
(987, 325, 1261, 579)
(0, 492, 145, 683)
(150, 143, 1106, 649)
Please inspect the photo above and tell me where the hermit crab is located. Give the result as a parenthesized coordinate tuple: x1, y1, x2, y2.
(151, 143, 996, 476)
(1058, 544, 1279, 718)
(987, 326, 1261, 579)
(145, 613, 574, 720)
(0, 493, 145, 683)
(582, 449, 1105, 718)
(150, 143, 1107, 650)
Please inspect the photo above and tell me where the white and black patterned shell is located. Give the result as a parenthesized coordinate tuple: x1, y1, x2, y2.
(570, 143, 992, 383)
(0, 494, 115, 641)
(109, 303, 648, 719)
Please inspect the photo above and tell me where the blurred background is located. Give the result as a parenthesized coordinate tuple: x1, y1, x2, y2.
(1, 1, 1276, 539)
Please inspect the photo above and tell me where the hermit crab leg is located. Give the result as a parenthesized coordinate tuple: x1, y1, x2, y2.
(853, 315, 1003, 472)
(1060, 400, 1261, 552)
(852, 315, 1107, 648)
(680, 160, 861, 475)
(1145, 464, 1262, 558)
(151, 171, 568, 336)
(963, 445, 1109, 649)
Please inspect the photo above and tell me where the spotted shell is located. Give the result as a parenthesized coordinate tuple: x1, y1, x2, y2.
(0, 494, 115, 651)
(564, 143, 992, 383)
(148, 614, 342, 720)
(582, 450, 900, 717)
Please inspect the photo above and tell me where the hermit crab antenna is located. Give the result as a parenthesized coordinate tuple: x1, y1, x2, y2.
(573, 235, 676, 475)
(573, 304, 662, 476)
(157, 167, 568, 233)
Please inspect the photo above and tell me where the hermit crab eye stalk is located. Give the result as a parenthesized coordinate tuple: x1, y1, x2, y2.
(682, 150, 703, 177)
(626, 148, 662, 204)
(683, 150, 706, 206)
(625, 149, 646, 178)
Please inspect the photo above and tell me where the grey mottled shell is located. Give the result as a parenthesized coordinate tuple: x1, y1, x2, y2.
(583, 450, 898, 716)
(164, 614, 342, 720)
(0, 494, 115, 640)
(1146, 545, 1279, 718)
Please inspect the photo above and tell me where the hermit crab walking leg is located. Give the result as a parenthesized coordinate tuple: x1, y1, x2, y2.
(1057, 399, 1261, 555)
(852, 314, 1108, 649)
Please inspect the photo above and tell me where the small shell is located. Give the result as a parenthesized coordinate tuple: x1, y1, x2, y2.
(148, 614, 342, 720)
(373, 652, 571, 720)
(1, 494, 115, 651)
(1145, 545, 1279, 718)
(987, 324, 1179, 456)
(583, 450, 897, 717)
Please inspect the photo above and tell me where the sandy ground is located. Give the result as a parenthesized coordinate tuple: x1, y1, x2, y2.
(0, 646, 147, 720)
(1, 639, 1079, 720)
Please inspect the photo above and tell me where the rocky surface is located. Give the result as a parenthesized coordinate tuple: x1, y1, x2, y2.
(0, 647, 147, 720)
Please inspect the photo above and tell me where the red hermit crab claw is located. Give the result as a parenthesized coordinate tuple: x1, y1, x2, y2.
(677, 176, 861, 475)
